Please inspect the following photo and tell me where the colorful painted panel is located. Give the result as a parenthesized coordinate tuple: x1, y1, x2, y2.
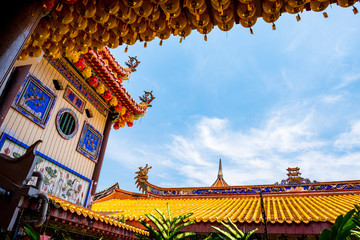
(0, 133, 92, 207)
(77, 122, 103, 162)
(63, 85, 86, 113)
(12, 74, 56, 128)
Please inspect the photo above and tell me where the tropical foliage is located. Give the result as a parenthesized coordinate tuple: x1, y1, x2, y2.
(136, 202, 196, 240)
(320, 204, 360, 240)
(211, 218, 258, 240)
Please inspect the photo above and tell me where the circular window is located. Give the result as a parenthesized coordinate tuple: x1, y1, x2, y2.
(56, 108, 79, 139)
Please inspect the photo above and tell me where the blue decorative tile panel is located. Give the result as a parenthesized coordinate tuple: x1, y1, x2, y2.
(12, 74, 56, 128)
(77, 121, 103, 162)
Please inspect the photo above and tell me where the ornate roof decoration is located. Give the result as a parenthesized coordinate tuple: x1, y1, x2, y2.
(211, 159, 229, 187)
(63, 47, 152, 129)
(130, 165, 360, 197)
(135, 164, 152, 193)
(19, 0, 359, 62)
(274, 167, 318, 186)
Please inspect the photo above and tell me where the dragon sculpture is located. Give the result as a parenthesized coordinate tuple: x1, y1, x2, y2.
(134, 164, 152, 193)
(125, 56, 140, 72)
(139, 90, 155, 107)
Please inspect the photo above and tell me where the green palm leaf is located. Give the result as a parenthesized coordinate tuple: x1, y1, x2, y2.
(219, 221, 241, 238)
(146, 213, 169, 239)
(212, 226, 236, 240)
(173, 231, 196, 240)
(155, 207, 171, 229)
(168, 220, 195, 239)
(139, 219, 162, 240)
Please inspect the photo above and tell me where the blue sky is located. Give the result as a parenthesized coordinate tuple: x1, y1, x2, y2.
(97, 6, 360, 193)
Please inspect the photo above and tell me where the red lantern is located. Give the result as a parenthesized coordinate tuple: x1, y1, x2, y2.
(103, 90, 112, 101)
(74, 58, 86, 70)
(113, 122, 120, 129)
(114, 102, 122, 111)
(117, 77, 122, 83)
(88, 75, 99, 87)
(126, 122, 133, 127)
(42, 0, 55, 9)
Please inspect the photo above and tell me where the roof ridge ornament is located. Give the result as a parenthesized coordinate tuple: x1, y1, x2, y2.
(135, 164, 152, 193)
(211, 158, 229, 187)
(125, 56, 140, 72)
(274, 167, 318, 185)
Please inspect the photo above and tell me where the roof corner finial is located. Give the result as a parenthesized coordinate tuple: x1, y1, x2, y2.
(218, 158, 223, 178)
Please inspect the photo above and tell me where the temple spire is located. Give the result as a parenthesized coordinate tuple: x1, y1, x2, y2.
(211, 159, 229, 187)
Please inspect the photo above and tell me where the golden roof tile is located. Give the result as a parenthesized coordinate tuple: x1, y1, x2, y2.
(92, 193, 360, 225)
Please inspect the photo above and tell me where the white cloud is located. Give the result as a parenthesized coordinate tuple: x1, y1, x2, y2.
(321, 94, 343, 104)
(335, 120, 360, 149)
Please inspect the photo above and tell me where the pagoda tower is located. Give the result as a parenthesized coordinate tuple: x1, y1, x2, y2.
(211, 159, 229, 187)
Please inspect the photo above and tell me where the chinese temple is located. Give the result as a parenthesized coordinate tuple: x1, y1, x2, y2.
(0, 41, 153, 237)
(92, 163, 360, 239)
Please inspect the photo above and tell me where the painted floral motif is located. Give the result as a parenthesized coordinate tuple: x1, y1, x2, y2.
(0, 134, 91, 206)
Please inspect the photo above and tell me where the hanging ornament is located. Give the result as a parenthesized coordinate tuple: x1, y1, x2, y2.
(85, 18, 98, 34)
(149, 13, 167, 32)
(156, 26, 171, 40)
(123, 0, 144, 8)
(52, 4, 74, 24)
(191, 11, 210, 28)
(140, 28, 156, 42)
(262, 0, 283, 14)
(126, 122, 133, 127)
(337, 0, 357, 7)
(116, 1, 132, 20)
(71, 11, 88, 30)
(130, 18, 148, 34)
(237, 2, 256, 19)
(217, 18, 234, 31)
(82, 67, 92, 79)
(113, 22, 130, 37)
(146, 8, 161, 21)
(88, 75, 99, 87)
(213, 7, 234, 23)
(160, 0, 180, 17)
(287, 0, 306, 7)
(114, 102, 122, 111)
(65, 26, 79, 38)
(75, 0, 97, 18)
(33, 19, 51, 41)
(179, 24, 192, 38)
(285, 2, 304, 14)
(197, 21, 213, 36)
(19, 48, 30, 61)
(122, 29, 138, 45)
(240, 14, 257, 28)
(109, 97, 119, 106)
(94, 26, 110, 43)
(122, 9, 138, 25)
(310, 0, 330, 12)
(262, 11, 281, 23)
(187, 2, 207, 20)
(42, 0, 55, 9)
(98, 0, 121, 15)
(103, 91, 112, 101)
(106, 31, 120, 49)
(96, 83, 106, 95)
(93, 4, 110, 24)
(170, 13, 188, 32)
(103, 15, 119, 29)
(134, 0, 154, 18)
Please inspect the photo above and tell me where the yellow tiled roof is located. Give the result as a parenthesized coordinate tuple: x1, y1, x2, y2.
(49, 195, 148, 235)
(92, 193, 360, 224)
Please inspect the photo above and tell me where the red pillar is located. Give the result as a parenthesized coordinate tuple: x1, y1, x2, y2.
(91, 112, 113, 197)
(0, 1, 43, 94)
